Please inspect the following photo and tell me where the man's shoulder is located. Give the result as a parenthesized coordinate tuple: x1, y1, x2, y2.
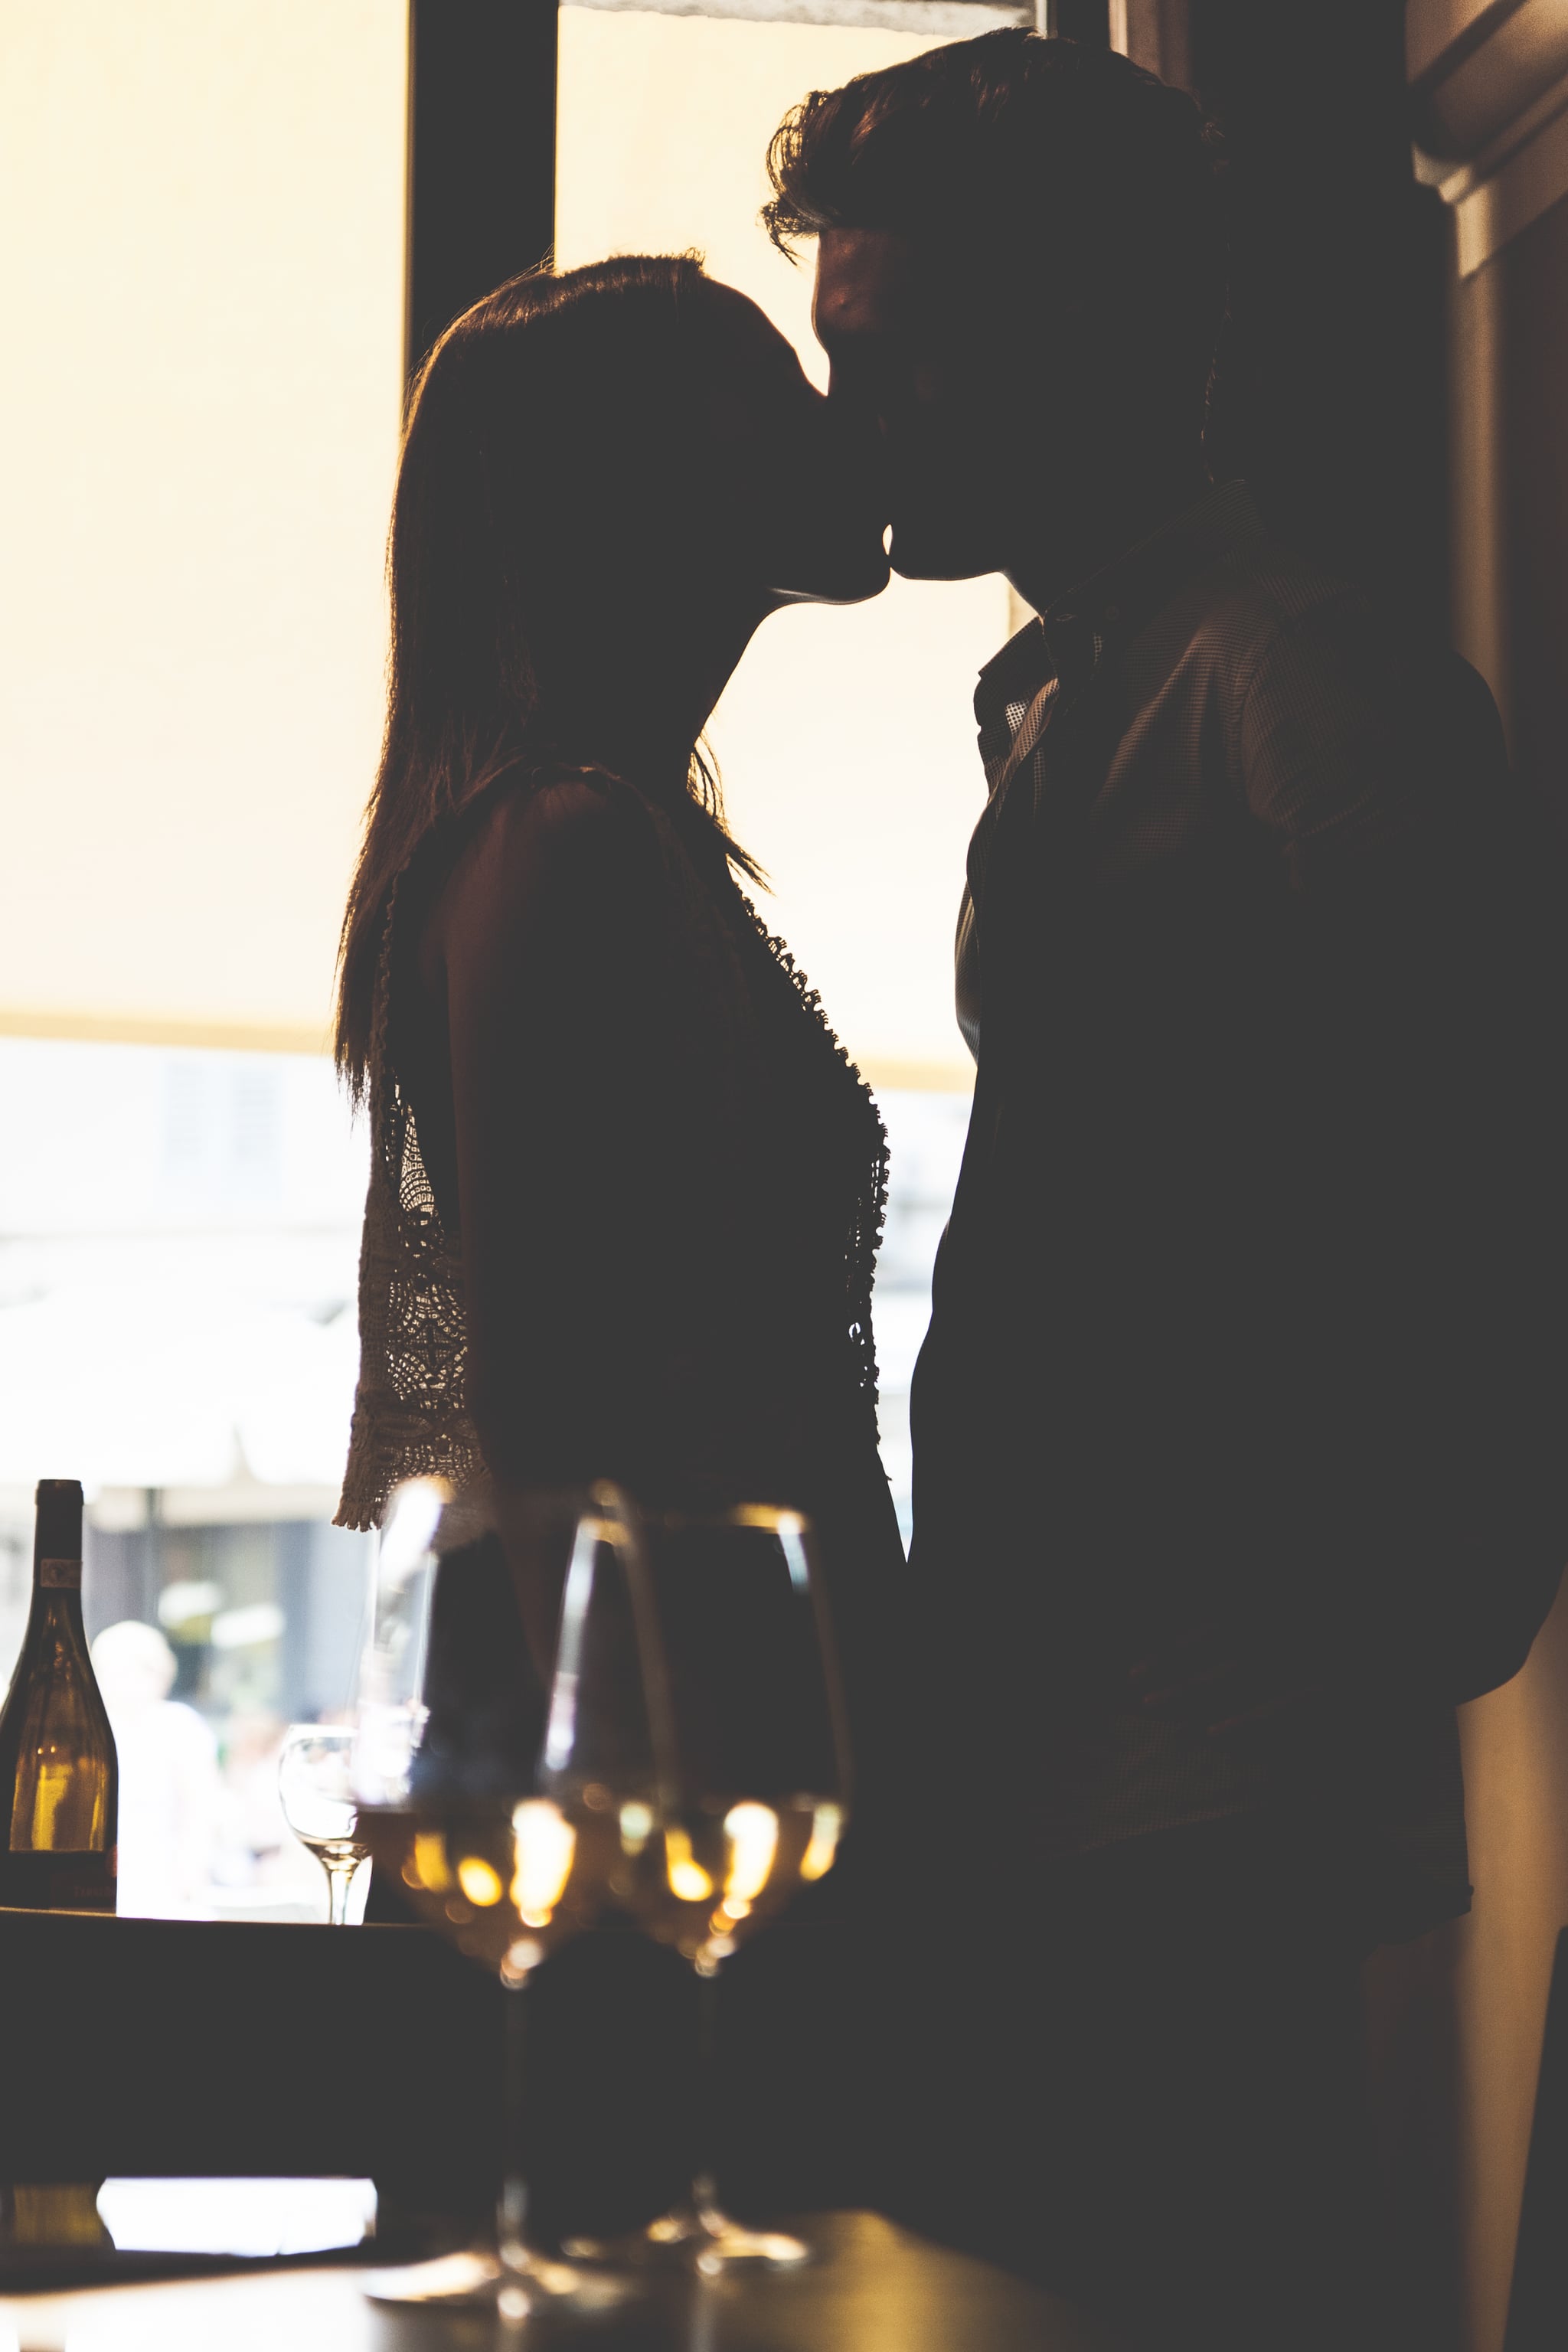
(1115, 523, 1361, 725)
(1180, 533, 1367, 681)
(1155, 531, 1500, 750)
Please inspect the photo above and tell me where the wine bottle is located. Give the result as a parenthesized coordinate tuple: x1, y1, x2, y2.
(0, 1481, 118, 1911)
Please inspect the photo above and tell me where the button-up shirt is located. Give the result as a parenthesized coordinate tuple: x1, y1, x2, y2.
(910, 479, 1564, 1936)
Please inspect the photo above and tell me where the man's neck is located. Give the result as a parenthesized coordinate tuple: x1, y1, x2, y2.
(1005, 459, 1210, 620)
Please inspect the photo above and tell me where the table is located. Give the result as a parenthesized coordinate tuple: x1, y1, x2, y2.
(0, 2213, 1119, 2350)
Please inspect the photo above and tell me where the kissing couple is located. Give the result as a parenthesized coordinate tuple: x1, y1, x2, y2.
(335, 31, 1567, 2352)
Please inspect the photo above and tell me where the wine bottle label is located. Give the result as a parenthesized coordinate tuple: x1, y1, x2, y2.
(37, 1559, 82, 1589)
(0, 1849, 116, 1913)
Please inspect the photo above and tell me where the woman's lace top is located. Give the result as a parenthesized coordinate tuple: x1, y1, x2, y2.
(335, 876, 484, 1531)
(336, 779, 889, 1531)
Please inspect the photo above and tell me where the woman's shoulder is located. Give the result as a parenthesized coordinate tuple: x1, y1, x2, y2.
(469, 760, 668, 866)
(434, 762, 678, 929)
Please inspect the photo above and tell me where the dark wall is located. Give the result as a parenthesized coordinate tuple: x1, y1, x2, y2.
(1138, 0, 1451, 637)
(1057, 0, 1110, 41)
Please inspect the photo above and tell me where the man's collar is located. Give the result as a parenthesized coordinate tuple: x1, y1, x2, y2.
(974, 479, 1265, 775)
(1040, 475, 1264, 652)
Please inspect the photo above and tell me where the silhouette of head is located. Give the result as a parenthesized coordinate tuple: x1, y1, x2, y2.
(766, 31, 1225, 583)
(390, 254, 885, 740)
(336, 255, 887, 1090)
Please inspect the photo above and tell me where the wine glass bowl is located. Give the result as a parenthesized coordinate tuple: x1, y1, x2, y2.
(358, 1791, 624, 1981)
(626, 1792, 844, 1975)
(276, 1724, 368, 1926)
(609, 1502, 851, 2270)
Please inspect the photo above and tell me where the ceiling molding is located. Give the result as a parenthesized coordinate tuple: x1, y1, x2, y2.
(563, 0, 1027, 30)
(1410, 0, 1568, 273)
(1442, 73, 1568, 273)
(1411, 0, 1568, 159)
(1407, 0, 1532, 107)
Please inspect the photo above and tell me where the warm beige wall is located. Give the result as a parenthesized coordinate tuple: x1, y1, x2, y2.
(0, 0, 407, 1048)
(557, 4, 1006, 1086)
(1425, 35, 1568, 2350)
(1448, 1598, 1568, 2351)
(1443, 201, 1568, 2352)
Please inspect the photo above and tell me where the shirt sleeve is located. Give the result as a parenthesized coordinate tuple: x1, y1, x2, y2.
(1236, 606, 1568, 1700)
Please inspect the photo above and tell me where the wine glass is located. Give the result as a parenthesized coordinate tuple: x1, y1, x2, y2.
(614, 1503, 850, 2272)
(353, 1478, 664, 2320)
(277, 1724, 368, 1926)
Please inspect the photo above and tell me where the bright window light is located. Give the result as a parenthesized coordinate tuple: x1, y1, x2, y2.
(557, 2, 1004, 1089)
(0, 0, 406, 1048)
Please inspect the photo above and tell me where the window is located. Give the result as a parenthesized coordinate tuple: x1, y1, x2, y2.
(2, 0, 403, 1916)
(557, 1, 1003, 1530)
(2, 3, 998, 1917)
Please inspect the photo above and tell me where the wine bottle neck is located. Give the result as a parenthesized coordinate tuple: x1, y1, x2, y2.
(30, 1479, 87, 1655)
(26, 1573, 88, 1650)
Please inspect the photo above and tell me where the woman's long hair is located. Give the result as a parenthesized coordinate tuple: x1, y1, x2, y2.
(335, 253, 753, 1100)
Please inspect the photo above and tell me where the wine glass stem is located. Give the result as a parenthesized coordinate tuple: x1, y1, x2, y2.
(498, 1976, 533, 2274)
(692, 1964, 723, 2218)
(323, 1860, 355, 1926)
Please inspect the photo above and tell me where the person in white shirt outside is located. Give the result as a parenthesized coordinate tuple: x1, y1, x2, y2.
(91, 1619, 222, 1920)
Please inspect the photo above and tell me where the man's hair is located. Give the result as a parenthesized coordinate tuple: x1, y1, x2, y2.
(765, 30, 1225, 405)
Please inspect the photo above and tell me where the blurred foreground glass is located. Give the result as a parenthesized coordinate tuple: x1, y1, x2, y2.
(602, 1505, 850, 2272)
(354, 1480, 658, 2319)
(350, 1473, 443, 1809)
(276, 1725, 367, 1926)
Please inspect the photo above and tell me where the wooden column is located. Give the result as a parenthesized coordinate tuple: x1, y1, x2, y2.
(404, 0, 560, 389)
(1116, 0, 1450, 636)
(1116, 0, 1192, 90)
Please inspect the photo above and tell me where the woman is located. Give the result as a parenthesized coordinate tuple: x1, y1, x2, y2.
(333, 256, 901, 1785)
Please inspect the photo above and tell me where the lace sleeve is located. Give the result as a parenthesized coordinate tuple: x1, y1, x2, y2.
(335, 877, 483, 1531)
(335, 775, 891, 1527)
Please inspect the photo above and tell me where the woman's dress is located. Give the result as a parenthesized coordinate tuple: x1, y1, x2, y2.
(336, 764, 904, 1792)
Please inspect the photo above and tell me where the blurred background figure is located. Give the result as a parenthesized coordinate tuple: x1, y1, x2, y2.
(91, 1619, 222, 1919)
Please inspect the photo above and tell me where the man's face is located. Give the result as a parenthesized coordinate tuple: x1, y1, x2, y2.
(697, 282, 890, 606)
(812, 227, 1020, 583)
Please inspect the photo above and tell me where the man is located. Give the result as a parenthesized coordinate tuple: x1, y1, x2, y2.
(765, 31, 1567, 2349)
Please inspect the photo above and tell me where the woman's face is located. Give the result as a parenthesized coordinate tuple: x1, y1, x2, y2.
(694, 283, 890, 607)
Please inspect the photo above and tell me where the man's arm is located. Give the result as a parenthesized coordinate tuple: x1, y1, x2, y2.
(1142, 607, 1568, 1730)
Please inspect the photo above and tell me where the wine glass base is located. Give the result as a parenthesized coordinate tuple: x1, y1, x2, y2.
(362, 2248, 629, 2311)
(565, 2200, 812, 2274)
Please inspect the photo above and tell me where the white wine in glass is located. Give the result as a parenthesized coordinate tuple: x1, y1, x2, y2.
(353, 1480, 663, 2319)
(613, 1504, 850, 2272)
